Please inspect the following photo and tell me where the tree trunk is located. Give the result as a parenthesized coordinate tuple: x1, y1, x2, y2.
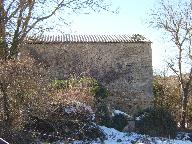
(0, 0, 7, 59)
(180, 87, 189, 129)
(9, 40, 19, 58)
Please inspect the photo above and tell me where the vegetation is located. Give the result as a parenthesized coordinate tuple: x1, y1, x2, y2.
(95, 101, 111, 127)
(2, 0, 192, 142)
(0, 56, 51, 143)
(150, 0, 192, 129)
(0, 65, 110, 143)
(44, 76, 109, 142)
(51, 76, 110, 124)
(0, 1, 113, 142)
(25, 102, 106, 143)
(111, 113, 128, 131)
(153, 75, 192, 129)
(134, 107, 177, 138)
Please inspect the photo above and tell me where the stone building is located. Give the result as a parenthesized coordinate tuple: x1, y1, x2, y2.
(23, 34, 153, 114)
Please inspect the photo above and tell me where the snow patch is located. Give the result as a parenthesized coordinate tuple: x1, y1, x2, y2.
(55, 125, 192, 144)
(113, 110, 128, 116)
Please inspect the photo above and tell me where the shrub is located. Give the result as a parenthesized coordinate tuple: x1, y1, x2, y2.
(25, 102, 106, 143)
(95, 101, 111, 127)
(153, 75, 192, 129)
(92, 83, 109, 99)
(51, 76, 110, 127)
(111, 111, 128, 131)
(0, 56, 51, 143)
(50, 83, 95, 108)
(134, 107, 177, 138)
(51, 76, 97, 89)
(36, 77, 108, 142)
(51, 76, 109, 100)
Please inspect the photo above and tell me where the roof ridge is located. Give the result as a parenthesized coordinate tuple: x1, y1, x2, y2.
(25, 34, 151, 43)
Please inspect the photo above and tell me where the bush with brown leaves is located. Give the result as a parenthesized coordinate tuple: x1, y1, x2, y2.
(0, 56, 51, 143)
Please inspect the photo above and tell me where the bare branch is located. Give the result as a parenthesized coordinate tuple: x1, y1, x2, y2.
(1, 0, 113, 58)
(151, 0, 192, 129)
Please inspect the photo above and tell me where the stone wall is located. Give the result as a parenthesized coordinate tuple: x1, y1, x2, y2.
(22, 40, 153, 114)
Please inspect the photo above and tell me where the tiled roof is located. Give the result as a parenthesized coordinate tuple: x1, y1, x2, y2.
(25, 34, 151, 43)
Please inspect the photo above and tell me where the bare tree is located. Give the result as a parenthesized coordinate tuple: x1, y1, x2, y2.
(151, 0, 192, 129)
(0, 0, 113, 59)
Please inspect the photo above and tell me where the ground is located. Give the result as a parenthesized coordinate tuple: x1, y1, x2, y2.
(54, 126, 192, 144)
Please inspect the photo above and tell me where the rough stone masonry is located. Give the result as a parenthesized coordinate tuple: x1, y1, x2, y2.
(22, 34, 153, 114)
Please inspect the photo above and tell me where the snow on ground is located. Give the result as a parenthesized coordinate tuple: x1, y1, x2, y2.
(99, 126, 192, 144)
(70, 126, 192, 144)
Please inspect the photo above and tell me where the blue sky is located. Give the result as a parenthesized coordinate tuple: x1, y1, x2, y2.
(70, 0, 154, 35)
(51, 0, 170, 72)
(69, 0, 168, 72)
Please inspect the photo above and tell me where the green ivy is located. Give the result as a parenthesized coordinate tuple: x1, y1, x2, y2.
(51, 76, 109, 99)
